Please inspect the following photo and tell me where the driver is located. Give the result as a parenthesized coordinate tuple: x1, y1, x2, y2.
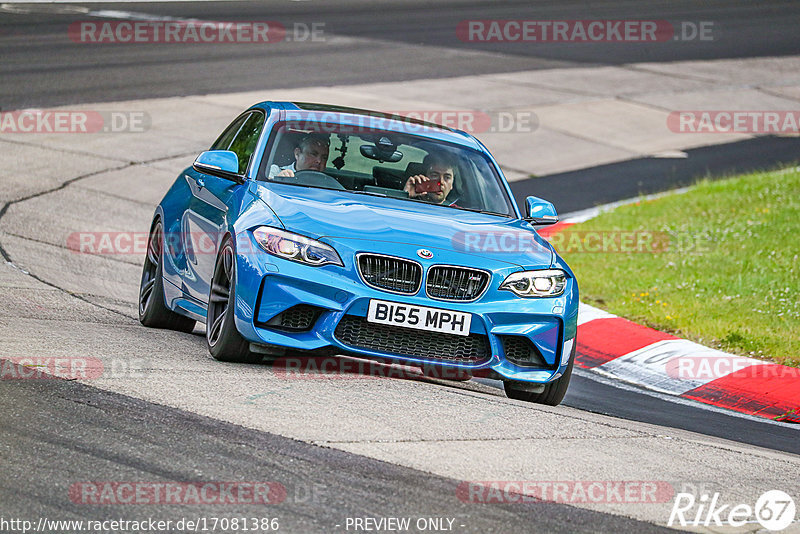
(403, 153, 458, 205)
(268, 133, 330, 179)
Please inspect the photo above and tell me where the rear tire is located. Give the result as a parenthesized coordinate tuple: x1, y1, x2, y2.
(206, 237, 262, 363)
(138, 220, 196, 333)
(503, 338, 576, 406)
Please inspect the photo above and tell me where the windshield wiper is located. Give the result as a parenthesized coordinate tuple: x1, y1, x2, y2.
(448, 205, 514, 218)
(349, 190, 387, 197)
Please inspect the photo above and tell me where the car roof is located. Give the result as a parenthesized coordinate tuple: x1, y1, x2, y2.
(248, 101, 484, 150)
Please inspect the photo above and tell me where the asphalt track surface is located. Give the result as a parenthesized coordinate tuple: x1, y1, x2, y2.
(0, 365, 677, 534)
(2, 0, 800, 109)
(1, 2, 799, 532)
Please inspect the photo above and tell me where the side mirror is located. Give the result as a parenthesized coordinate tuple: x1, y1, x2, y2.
(193, 150, 243, 183)
(524, 196, 559, 225)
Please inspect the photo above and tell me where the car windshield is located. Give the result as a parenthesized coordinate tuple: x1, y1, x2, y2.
(258, 120, 517, 217)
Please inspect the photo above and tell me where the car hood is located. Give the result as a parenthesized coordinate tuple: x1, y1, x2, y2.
(252, 182, 554, 269)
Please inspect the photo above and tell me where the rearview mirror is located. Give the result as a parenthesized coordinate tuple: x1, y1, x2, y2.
(193, 150, 243, 183)
(524, 196, 559, 225)
(360, 144, 403, 163)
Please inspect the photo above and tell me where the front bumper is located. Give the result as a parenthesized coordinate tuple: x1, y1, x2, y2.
(233, 234, 578, 384)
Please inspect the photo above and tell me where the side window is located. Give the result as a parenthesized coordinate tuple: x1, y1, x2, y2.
(210, 113, 250, 151)
(228, 113, 266, 174)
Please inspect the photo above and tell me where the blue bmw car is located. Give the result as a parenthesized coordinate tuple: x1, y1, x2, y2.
(139, 102, 579, 405)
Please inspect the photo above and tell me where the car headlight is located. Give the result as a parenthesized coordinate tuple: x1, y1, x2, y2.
(252, 227, 343, 267)
(500, 269, 567, 297)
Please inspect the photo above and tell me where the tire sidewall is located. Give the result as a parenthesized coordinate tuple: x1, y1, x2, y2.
(207, 237, 252, 361)
(139, 221, 166, 323)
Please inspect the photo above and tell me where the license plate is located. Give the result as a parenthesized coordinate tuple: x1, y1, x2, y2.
(366, 299, 472, 337)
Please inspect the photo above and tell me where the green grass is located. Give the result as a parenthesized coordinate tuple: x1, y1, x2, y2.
(559, 165, 800, 367)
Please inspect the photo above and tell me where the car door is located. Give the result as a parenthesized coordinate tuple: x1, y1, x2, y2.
(182, 111, 265, 302)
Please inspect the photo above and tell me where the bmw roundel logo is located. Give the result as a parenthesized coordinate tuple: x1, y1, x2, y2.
(417, 249, 433, 259)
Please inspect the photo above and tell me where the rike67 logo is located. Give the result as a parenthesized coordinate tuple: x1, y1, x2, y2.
(669, 490, 796, 530)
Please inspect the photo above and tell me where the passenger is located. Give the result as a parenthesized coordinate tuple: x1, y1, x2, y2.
(403, 153, 458, 205)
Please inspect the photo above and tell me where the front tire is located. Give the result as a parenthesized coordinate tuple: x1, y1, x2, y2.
(503, 339, 576, 406)
(139, 220, 196, 333)
(206, 237, 262, 363)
